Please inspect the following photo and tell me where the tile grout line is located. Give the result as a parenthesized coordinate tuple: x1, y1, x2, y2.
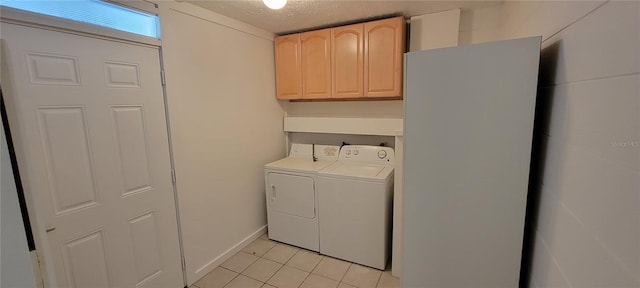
(262, 233, 360, 287)
(263, 262, 284, 287)
(307, 253, 326, 282)
(223, 251, 261, 287)
(373, 269, 383, 288)
(260, 244, 303, 287)
(246, 243, 281, 286)
(338, 261, 353, 285)
(282, 257, 310, 288)
(232, 234, 383, 288)
(222, 272, 241, 288)
(206, 234, 397, 288)
(219, 266, 242, 287)
(210, 240, 396, 288)
(294, 250, 313, 288)
(341, 264, 387, 288)
(263, 254, 288, 287)
(295, 251, 352, 287)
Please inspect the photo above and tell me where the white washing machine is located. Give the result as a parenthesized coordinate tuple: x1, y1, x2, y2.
(317, 145, 394, 270)
(264, 143, 340, 251)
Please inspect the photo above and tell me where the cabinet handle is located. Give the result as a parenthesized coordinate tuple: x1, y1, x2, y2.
(45, 226, 56, 232)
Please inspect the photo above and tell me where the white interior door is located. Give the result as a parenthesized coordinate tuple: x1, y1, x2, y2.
(1, 23, 183, 288)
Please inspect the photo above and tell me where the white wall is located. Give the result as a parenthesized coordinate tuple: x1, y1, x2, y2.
(497, 1, 639, 287)
(409, 9, 460, 52)
(157, 2, 286, 284)
(458, 4, 505, 45)
(1, 113, 36, 288)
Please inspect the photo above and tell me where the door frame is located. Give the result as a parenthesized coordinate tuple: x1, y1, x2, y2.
(0, 7, 186, 287)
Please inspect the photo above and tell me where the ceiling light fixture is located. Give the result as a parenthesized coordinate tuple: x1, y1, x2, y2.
(263, 0, 287, 10)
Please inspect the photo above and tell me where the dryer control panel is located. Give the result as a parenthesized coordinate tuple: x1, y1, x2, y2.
(290, 143, 340, 160)
(338, 145, 394, 165)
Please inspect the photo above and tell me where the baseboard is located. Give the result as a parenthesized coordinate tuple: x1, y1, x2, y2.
(191, 225, 267, 284)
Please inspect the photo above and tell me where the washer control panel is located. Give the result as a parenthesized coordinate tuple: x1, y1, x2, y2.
(338, 145, 394, 164)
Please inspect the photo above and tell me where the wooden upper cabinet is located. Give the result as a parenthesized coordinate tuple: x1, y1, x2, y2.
(273, 17, 405, 101)
(332, 23, 364, 98)
(275, 34, 302, 99)
(301, 29, 331, 99)
(364, 16, 406, 98)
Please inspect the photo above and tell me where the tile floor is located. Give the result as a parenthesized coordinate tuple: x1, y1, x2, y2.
(191, 233, 400, 288)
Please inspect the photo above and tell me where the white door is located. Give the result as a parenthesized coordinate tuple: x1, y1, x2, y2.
(1, 23, 183, 288)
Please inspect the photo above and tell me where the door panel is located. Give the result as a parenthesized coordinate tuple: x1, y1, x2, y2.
(62, 230, 111, 288)
(1, 23, 183, 288)
(128, 212, 163, 285)
(111, 106, 152, 195)
(26, 52, 81, 85)
(36, 107, 98, 214)
(364, 17, 405, 98)
(332, 24, 364, 98)
(301, 29, 331, 99)
(104, 62, 140, 88)
(274, 34, 302, 99)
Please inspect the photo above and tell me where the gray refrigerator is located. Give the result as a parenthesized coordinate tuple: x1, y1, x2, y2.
(402, 37, 541, 287)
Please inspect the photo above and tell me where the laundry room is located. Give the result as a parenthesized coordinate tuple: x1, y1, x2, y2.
(0, 1, 638, 288)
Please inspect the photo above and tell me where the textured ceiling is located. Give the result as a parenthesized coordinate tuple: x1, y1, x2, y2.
(185, 0, 502, 35)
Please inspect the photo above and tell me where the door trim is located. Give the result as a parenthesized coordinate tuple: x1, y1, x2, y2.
(0, 90, 36, 251)
(0, 37, 58, 287)
(158, 47, 188, 287)
(0, 6, 161, 47)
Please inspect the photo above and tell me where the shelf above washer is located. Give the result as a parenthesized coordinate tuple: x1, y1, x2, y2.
(284, 117, 403, 136)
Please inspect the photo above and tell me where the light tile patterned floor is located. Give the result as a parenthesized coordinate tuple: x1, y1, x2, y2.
(191, 233, 400, 288)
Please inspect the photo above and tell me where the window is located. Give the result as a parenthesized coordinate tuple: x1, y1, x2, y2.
(1, 0, 160, 38)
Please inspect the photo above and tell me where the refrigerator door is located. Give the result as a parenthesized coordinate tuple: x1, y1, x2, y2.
(402, 36, 541, 287)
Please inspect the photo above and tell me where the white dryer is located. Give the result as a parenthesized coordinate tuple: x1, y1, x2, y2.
(317, 145, 394, 270)
(264, 143, 340, 251)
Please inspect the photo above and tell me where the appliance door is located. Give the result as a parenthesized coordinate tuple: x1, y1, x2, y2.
(265, 171, 320, 251)
(266, 172, 316, 218)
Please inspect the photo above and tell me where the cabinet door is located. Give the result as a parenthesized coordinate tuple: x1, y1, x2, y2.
(332, 23, 364, 98)
(275, 34, 302, 99)
(301, 29, 331, 99)
(364, 17, 405, 98)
